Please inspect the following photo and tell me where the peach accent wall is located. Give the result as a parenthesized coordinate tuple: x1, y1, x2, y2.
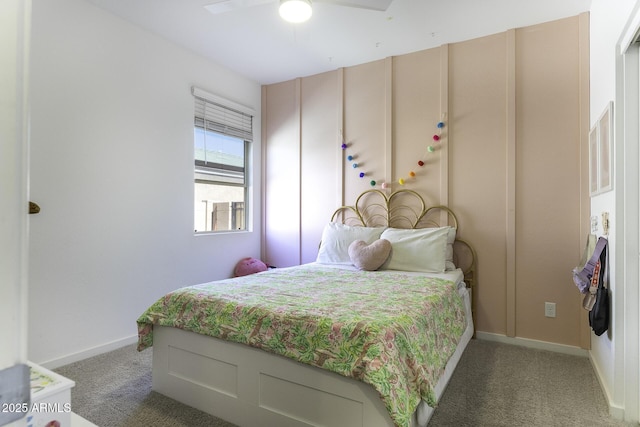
(263, 80, 301, 266)
(343, 60, 388, 202)
(300, 72, 340, 263)
(448, 31, 510, 337)
(263, 14, 590, 347)
(393, 48, 444, 204)
(514, 17, 590, 346)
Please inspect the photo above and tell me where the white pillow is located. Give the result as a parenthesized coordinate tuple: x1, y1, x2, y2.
(445, 227, 457, 270)
(316, 223, 386, 265)
(380, 227, 450, 273)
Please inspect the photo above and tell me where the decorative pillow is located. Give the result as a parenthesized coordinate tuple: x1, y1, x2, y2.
(316, 223, 385, 265)
(348, 239, 392, 271)
(234, 257, 268, 277)
(380, 227, 449, 273)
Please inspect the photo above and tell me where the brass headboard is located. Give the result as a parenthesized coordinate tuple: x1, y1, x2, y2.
(331, 189, 477, 326)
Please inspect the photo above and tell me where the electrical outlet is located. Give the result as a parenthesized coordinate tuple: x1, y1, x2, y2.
(545, 302, 556, 318)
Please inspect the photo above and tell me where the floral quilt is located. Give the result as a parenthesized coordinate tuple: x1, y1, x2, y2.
(137, 264, 467, 427)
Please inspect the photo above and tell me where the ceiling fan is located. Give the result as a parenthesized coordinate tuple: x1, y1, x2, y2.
(205, 0, 394, 23)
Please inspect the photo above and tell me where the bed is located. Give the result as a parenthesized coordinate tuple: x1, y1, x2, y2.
(137, 189, 476, 427)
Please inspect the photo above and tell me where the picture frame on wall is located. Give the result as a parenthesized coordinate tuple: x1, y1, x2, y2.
(589, 101, 613, 196)
(589, 126, 598, 195)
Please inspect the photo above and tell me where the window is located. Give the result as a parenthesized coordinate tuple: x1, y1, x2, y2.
(193, 87, 253, 233)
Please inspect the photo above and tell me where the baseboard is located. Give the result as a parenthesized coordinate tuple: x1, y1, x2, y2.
(588, 352, 626, 421)
(608, 403, 626, 421)
(38, 334, 138, 369)
(475, 331, 589, 357)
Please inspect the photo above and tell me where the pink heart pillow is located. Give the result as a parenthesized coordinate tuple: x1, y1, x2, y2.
(348, 239, 392, 271)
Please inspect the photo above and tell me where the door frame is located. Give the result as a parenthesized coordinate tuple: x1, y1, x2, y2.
(614, 6, 640, 422)
(0, 0, 30, 368)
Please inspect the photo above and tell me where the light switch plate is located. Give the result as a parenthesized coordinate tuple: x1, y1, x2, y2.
(0, 363, 30, 425)
(602, 212, 610, 235)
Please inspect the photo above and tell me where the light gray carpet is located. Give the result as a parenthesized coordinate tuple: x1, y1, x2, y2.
(55, 339, 634, 427)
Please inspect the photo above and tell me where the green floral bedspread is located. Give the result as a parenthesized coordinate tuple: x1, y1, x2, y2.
(137, 264, 467, 427)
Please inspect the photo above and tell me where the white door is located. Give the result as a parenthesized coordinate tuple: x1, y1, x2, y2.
(0, 0, 31, 426)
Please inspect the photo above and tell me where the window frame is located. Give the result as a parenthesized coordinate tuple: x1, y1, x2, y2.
(192, 87, 254, 234)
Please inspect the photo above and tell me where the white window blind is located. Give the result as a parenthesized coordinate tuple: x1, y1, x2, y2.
(192, 87, 253, 142)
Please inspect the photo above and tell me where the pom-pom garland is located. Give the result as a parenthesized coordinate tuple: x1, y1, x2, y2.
(341, 130, 367, 180)
(340, 116, 446, 191)
(385, 116, 445, 190)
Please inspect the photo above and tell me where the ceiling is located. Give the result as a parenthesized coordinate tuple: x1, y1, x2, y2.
(86, 0, 591, 85)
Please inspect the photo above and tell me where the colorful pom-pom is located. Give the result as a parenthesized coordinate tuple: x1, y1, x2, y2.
(437, 121, 445, 128)
(381, 182, 389, 189)
(428, 146, 435, 153)
(409, 171, 416, 177)
(370, 180, 376, 186)
(398, 178, 405, 185)
(418, 160, 425, 166)
(347, 155, 353, 161)
(352, 163, 358, 168)
(433, 134, 440, 141)
(341, 143, 347, 150)
(359, 172, 365, 178)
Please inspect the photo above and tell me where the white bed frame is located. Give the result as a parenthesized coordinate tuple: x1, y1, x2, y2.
(149, 190, 477, 426)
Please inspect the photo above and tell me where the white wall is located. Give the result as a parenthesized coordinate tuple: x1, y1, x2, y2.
(589, 0, 640, 422)
(28, 0, 262, 367)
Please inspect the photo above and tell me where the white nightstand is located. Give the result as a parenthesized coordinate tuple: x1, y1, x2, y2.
(28, 363, 74, 427)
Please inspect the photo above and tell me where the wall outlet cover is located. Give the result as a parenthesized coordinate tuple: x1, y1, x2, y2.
(545, 302, 556, 318)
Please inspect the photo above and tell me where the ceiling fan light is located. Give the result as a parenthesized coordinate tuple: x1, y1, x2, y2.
(279, 0, 312, 23)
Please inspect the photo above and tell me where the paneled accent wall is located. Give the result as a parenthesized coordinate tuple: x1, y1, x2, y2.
(300, 72, 340, 263)
(262, 14, 590, 348)
(262, 80, 301, 265)
(448, 31, 510, 337)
